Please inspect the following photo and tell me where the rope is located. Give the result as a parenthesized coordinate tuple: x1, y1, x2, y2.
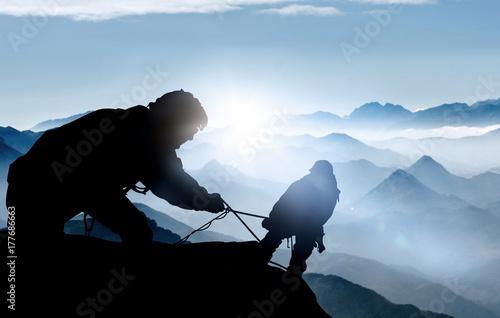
(174, 209, 230, 245)
(223, 200, 262, 243)
(226, 209, 267, 219)
(173, 200, 288, 270)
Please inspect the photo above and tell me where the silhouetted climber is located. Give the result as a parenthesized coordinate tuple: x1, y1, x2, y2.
(7, 90, 225, 251)
(260, 160, 340, 274)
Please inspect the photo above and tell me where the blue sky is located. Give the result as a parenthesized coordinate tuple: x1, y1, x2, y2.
(0, 0, 499, 129)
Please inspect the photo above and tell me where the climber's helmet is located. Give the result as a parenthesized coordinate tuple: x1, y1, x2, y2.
(309, 160, 334, 176)
(148, 90, 208, 149)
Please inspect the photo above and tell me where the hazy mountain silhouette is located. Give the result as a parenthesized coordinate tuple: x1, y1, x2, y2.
(275, 133, 408, 168)
(286, 111, 343, 132)
(0, 126, 40, 153)
(0, 137, 20, 178)
(304, 273, 453, 318)
(23, 98, 500, 139)
(407, 156, 500, 207)
(65, 217, 182, 244)
(333, 159, 394, 205)
(391, 100, 500, 128)
(467, 172, 500, 206)
(179, 132, 408, 182)
(453, 258, 500, 316)
(471, 98, 500, 108)
(330, 169, 500, 275)
(356, 169, 467, 215)
(133, 202, 239, 242)
(407, 156, 470, 196)
(30, 111, 91, 131)
(307, 252, 497, 318)
(191, 160, 286, 202)
(349, 102, 413, 126)
(286, 98, 500, 133)
(370, 128, 500, 175)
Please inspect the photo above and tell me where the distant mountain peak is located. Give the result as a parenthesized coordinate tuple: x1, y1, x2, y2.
(408, 155, 449, 174)
(389, 169, 415, 181)
(356, 102, 409, 111)
(31, 111, 91, 131)
(370, 169, 431, 196)
(471, 98, 500, 108)
(197, 160, 242, 178)
(349, 102, 412, 121)
(321, 132, 358, 142)
(202, 159, 224, 169)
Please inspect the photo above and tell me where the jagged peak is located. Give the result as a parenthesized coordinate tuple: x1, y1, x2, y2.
(378, 169, 426, 190)
(409, 155, 449, 173)
(350, 102, 411, 117)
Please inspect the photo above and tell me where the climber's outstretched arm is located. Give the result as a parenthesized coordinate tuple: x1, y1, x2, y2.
(143, 152, 224, 212)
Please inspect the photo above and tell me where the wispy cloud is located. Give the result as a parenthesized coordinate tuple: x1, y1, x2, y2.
(354, 0, 437, 4)
(258, 4, 344, 16)
(0, 0, 293, 21)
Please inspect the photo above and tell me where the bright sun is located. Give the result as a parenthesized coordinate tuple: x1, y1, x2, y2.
(218, 92, 274, 136)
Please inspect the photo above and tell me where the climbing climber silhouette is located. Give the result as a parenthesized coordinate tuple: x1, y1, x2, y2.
(259, 160, 340, 274)
(6, 90, 225, 251)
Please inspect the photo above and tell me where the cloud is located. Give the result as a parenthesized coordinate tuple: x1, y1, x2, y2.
(0, 0, 294, 21)
(257, 4, 344, 16)
(354, 0, 437, 4)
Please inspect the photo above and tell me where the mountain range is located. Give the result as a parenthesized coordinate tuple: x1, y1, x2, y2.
(305, 274, 452, 318)
(64, 216, 182, 243)
(24, 98, 500, 135)
(133, 202, 239, 242)
(286, 98, 500, 131)
(178, 131, 409, 183)
(369, 128, 500, 176)
(329, 167, 500, 276)
(452, 258, 500, 316)
(0, 126, 40, 153)
(0, 137, 20, 179)
(407, 155, 500, 207)
(306, 252, 497, 318)
(30, 111, 91, 131)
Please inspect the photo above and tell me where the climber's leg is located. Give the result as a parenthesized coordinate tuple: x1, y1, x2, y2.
(289, 234, 315, 274)
(258, 230, 286, 264)
(86, 194, 153, 248)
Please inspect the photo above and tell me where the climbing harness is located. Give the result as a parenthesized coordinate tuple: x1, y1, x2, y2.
(124, 184, 150, 195)
(83, 212, 95, 237)
(175, 200, 288, 270)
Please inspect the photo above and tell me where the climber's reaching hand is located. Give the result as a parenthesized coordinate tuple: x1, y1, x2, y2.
(206, 193, 225, 213)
